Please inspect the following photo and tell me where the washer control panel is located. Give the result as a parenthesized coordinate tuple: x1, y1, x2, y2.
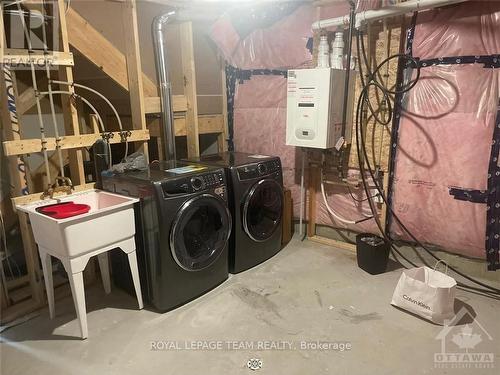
(161, 171, 225, 196)
(237, 159, 281, 181)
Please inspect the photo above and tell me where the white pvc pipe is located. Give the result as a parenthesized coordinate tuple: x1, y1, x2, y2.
(320, 169, 357, 225)
(312, 0, 468, 30)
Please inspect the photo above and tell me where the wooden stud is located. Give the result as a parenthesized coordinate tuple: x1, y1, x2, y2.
(66, 7, 157, 97)
(144, 95, 188, 114)
(122, 0, 148, 162)
(309, 235, 357, 253)
(0, 2, 5, 61)
(0, 298, 39, 325)
(30, 150, 69, 193)
(148, 115, 224, 138)
(0, 281, 10, 309)
(5, 275, 29, 290)
(89, 114, 100, 134)
(1, 6, 42, 314)
(0, 70, 32, 194)
(15, 86, 36, 116)
(57, 0, 85, 186)
(0, 68, 41, 309)
(307, 165, 319, 238)
(17, 212, 44, 304)
(180, 21, 200, 158)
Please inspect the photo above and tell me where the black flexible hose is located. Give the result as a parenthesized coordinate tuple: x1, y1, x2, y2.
(354, 31, 500, 295)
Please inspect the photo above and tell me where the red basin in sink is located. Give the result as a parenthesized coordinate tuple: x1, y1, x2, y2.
(36, 202, 91, 219)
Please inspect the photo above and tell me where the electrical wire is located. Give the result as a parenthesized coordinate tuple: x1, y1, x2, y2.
(354, 30, 500, 295)
(354, 76, 499, 298)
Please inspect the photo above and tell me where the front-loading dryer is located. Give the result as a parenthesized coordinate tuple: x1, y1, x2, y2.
(185, 152, 283, 273)
(102, 161, 231, 311)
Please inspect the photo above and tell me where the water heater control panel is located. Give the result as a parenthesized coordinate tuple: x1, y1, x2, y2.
(286, 68, 355, 149)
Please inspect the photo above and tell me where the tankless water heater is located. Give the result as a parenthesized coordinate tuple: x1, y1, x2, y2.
(286, 68, 355, 149)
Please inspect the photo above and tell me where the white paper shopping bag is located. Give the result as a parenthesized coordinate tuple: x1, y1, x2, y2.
(391, 262, 456, 324)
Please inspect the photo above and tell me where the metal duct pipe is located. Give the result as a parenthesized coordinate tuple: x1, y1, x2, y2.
(152, 10, 177, 161)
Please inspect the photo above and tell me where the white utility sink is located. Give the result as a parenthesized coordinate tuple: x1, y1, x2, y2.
(16, 189, 143, 339)
(17, 189, 139, 258)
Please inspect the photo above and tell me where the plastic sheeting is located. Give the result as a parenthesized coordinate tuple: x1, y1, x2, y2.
(210, 1, 391, 69)
(232, 75, 303, 217)
(315, 169, 380, 233)
(212, 0, 500, 260)
(219, 2, 378, 233)
(411, 2, 500, 58)
(210, 3, 350, 70)
(390, 1, 500, 258)
(232, 73, 379, 232)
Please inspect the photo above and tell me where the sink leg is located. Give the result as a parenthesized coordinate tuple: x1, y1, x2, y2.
(127, 251, 144, 310)
(97, 253, 111, 294)
(40, 250, 55, 319)
(68, 271, 88, 339)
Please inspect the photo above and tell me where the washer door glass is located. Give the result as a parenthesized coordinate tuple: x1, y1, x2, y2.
(243, 179, 283, 242)
(170, 194, 231, 271)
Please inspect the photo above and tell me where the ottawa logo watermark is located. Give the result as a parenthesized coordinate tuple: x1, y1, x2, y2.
(2, 0, 59, 70)
(434, 307, 495, 370)
(247, 359, 262, 371)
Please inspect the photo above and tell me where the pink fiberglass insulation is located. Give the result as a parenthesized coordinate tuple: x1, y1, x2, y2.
(223, 2, 380, 233)
(232, 74, 379, 233)
(210, 3, 350, 70)
(232, 75, 302, 216)
(411, 1, 500, 58)
(390, 1, 500, 258)
(213, 2, 383, 233)
(213, 1, 500, 259)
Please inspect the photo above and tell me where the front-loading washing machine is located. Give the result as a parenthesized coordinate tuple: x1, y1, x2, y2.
(185, 152, 283, 273)
(101, 161, 231, 311)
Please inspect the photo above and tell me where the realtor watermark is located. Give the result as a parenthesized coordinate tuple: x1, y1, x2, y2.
(434, 307, 495, 370)
(2, 0, 59, 70)
(150, 340, 352, 352)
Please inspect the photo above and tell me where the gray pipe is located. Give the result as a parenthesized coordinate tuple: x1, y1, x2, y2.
(152, 11, 176, 161)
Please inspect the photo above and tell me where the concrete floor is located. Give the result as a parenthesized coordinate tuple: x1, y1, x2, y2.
(1, 236, 499, 374)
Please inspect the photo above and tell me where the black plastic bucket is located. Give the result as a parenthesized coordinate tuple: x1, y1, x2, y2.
(356, 233, 390, 275)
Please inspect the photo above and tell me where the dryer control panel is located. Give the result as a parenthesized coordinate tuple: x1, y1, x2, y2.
(237, 159, 281, 181)
(161, 171, 225, 196)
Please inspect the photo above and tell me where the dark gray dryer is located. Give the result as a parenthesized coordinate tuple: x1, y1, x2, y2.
(101, 161, 231, 311)
(186, 152, 283, 273)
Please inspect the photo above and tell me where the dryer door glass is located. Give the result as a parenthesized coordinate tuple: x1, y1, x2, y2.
(170, 194, 231, 271)
(243, 179, 283, 242)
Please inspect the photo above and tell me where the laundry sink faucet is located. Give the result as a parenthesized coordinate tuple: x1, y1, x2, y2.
(43, 176, 74, 199)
